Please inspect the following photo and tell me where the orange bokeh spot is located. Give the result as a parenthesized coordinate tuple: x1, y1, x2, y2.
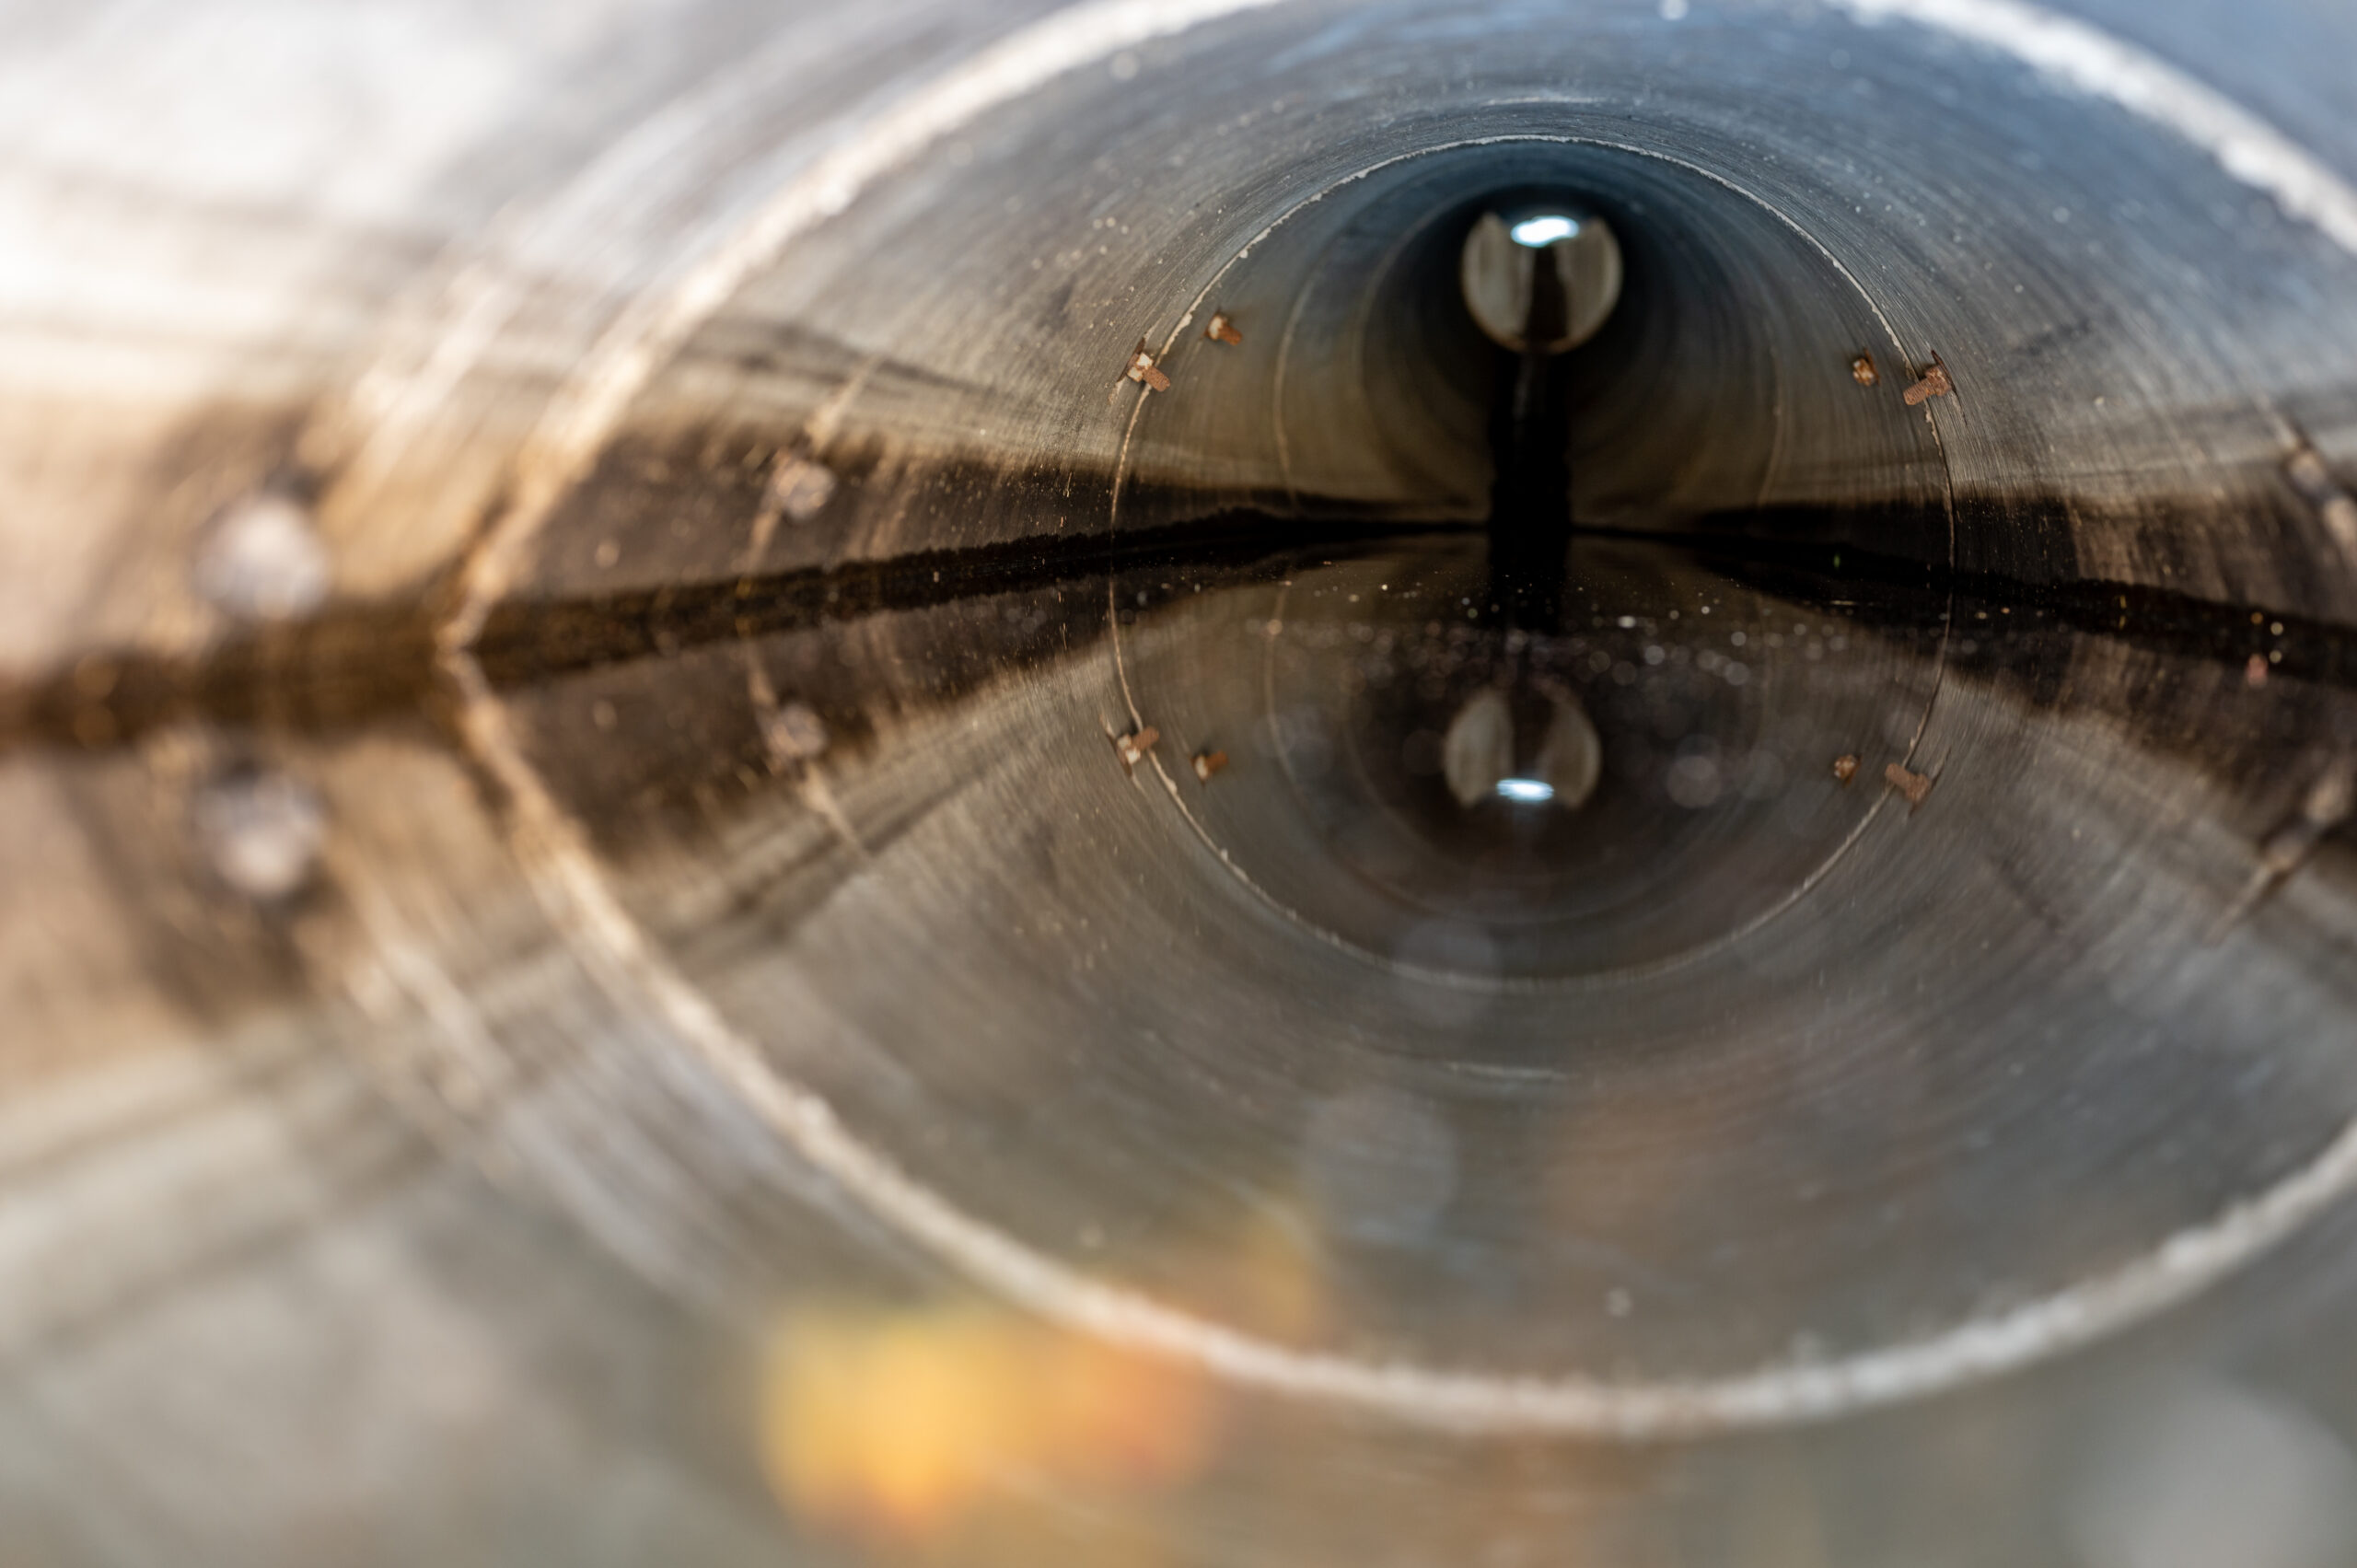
(762, 1302, 1219, 1543)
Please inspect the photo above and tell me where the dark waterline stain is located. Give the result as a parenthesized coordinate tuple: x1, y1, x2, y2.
(6, 501, 2357, 760)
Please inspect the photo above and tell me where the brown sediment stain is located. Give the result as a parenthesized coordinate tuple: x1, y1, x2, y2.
(0, 509, 1430, 761)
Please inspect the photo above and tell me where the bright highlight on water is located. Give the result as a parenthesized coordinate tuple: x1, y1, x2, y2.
(1510, 214, 1580, 246)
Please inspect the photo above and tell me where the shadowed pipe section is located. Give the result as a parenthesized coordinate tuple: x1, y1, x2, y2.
(1481, 210, 1578, 633)
(437, 29, 2357, 1417)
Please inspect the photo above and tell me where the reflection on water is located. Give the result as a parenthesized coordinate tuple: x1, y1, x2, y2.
(13, 504, 2357, 1563)
(1120, 532, 1939, 980)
